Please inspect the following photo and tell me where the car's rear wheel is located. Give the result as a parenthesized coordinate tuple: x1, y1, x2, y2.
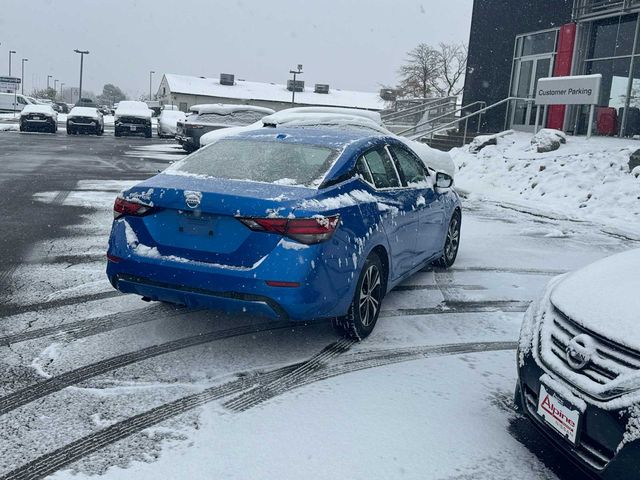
(332, 252, 384, 341)
(435, 211, 461, 268)
(96, 126, 103, 136)
(67, 127, 73, 135)
(114, 129, 121, 137)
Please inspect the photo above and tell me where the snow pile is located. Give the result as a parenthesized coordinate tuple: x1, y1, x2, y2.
(469, 130, 515, 154)
(452, 132, 640, 235)
(0, 123, 18, 131)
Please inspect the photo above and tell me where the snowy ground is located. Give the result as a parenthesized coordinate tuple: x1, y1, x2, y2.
(0, 142, 635, 479)
(452, 132, 640, 239)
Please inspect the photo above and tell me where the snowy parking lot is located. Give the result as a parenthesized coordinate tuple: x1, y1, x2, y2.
(0, 131, 637, 479)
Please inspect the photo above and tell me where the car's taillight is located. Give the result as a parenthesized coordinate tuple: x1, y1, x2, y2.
(113, 197, 154, 219)
(238, 215, 339, 245)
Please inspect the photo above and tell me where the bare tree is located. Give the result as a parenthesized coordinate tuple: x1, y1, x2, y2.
(397, 42, 468, 98)
(397, 43, 440, 99)
(432, 42, 468, 97)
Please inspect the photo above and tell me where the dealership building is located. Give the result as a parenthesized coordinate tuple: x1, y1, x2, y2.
(463, 0, 640, 136)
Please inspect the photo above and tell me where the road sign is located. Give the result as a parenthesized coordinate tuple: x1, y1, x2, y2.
(0, 77, 21, 84)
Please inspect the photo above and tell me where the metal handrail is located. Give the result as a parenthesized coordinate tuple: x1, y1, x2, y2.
(381, 96, 457, 123)
(396, 100, 486, 136)
(406, 96, 535, 142)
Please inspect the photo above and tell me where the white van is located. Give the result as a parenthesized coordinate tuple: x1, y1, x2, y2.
(0, 92, 34, 113)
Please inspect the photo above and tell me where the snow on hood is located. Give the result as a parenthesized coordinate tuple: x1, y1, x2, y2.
(20, 104, 56, 116)
(68, 107, 101, 119)
(115, 101, 152, 119)
(551, 249, 640, 350)
(189, 103, 275, 115)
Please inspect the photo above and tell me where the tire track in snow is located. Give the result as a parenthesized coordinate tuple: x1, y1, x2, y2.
(380, 300, 531, 318)
(223, 338, 355, 412)
(0, 291, 121, 318)
(0, 320, 301, 417)
(0, 340, 515, 480)
(0, 303, 187, 347)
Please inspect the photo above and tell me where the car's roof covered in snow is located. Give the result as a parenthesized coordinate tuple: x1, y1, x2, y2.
(230, 126, 389, 151)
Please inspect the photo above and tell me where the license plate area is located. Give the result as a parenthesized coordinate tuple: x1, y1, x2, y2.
(537, 384, 581, 445)
(130, 125, 137, 131)
(178, 212, 214, 237)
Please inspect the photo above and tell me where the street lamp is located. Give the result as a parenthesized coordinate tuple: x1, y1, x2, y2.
(149, 70, 155, 101)
(47, 75, 53, 90)
(20, 58, 28, 94)
(8, 50, 15, 76)
(289, 64, 303, 107)
(60, 82, 65, 100)
(54, 79, 58, 91)
(74, 49, 89, 101)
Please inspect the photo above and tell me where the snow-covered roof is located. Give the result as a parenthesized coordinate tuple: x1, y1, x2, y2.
(162, 74, 385, 111)
(21, 104, 56, 116)
(189, 104, 275, 115)
(69, 106, 101, 119)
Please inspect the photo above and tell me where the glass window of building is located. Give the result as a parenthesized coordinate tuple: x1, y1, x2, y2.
(520, 31, 557, 56)
(588, 14, 637, 59)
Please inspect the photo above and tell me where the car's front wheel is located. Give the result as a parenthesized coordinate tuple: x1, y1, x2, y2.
(435, 211, 461, 268)
(333, 252, 385, 340)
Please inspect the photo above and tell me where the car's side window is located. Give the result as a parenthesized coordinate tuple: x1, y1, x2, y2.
(389, 145, 428, 187)
(17, 97, 27, 105)
(363, 148, 401, 189)
(355, 156, 374, 186)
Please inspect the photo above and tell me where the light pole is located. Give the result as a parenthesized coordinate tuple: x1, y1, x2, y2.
(149, 70, 155, 101)
(8, 50, 15, 76)
(74, 49, 89, 101)
(47, 75, 53, 90)
(289, 64, 303, 107)
(20, 58, 28, 94)
(60, 82, 65, 101)
(54, 79, 58, 92)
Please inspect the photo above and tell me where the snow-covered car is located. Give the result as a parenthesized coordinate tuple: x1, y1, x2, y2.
(176, 104, 275, 152)
(157, 109, 186, 138)
(19, 104, 58, 133)
(67, 106, 104, 135)
(114, 101, 153, 138)
(515, 248, 640, 479)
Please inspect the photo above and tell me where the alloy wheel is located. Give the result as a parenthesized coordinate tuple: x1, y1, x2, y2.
(445, 216, 460, 262)
(358, 264, 382, 327)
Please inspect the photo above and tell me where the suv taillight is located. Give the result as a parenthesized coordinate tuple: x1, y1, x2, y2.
(239, 215, 340, 245)
(113, 197, 154, 219)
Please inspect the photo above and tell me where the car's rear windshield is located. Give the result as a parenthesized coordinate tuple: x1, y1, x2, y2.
(195, 111, 266, 126)
(170, 139, 338, 186)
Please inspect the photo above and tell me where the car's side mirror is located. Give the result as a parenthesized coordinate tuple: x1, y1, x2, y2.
(435, 172, 453, 190)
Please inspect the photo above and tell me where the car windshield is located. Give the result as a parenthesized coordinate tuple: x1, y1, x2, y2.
(171, 139, 337, 186)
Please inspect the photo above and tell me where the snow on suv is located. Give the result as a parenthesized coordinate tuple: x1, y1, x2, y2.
(114, 101, 152, 138)
(515, 248, 640, 479)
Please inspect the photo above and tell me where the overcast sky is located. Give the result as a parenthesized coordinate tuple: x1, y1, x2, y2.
(1, 0, 472, 99)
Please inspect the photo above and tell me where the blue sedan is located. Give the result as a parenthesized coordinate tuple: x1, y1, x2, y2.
(106, 127, 462, 339)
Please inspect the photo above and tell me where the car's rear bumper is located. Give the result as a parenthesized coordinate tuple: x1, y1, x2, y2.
(517, 351, 639, 479)
(106, 219, 357, 321)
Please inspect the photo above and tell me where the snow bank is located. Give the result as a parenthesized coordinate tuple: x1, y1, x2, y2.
(0, 123, 18, 131)
(452, 131, 640, 235)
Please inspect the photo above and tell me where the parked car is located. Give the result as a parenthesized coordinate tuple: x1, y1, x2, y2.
(53, 102, 70, 114)
(0, 92, 34, 113)
(98, 105, 111, 115)
(67, 106, 104, 135)
(106, 127, 461, 340)
(75, 98, 99, 108)
(146, 100, 161, 117)
(19, 104, 58, 133)
(515, 248, 640, 479)
(114, 100, 153, 138)
(157, 109, 186, 138)
(176, 104, 275, 153)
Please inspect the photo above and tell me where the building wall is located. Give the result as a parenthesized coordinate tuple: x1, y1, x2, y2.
(462, 0, 573, 132)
